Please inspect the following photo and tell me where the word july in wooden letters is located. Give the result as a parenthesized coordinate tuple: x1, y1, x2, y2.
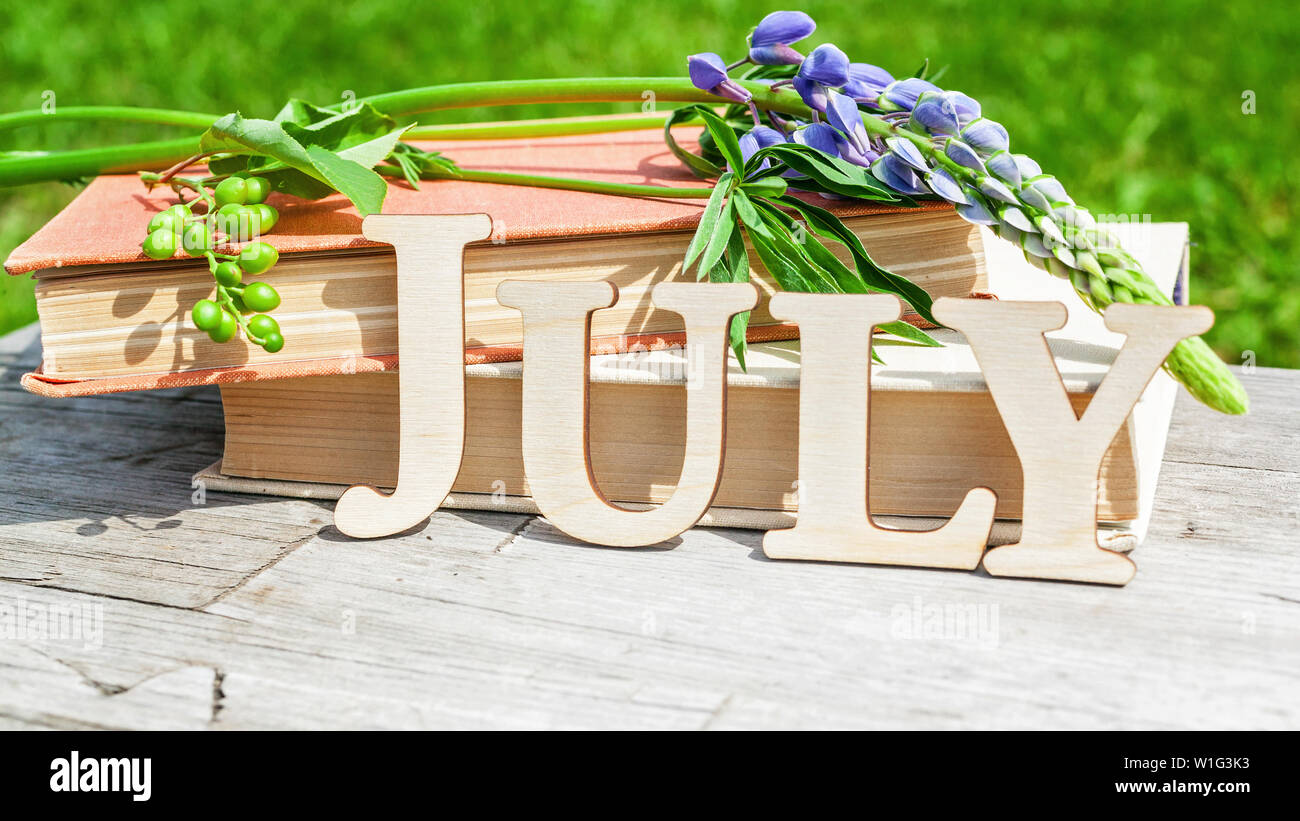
(334, 215, 1212, 586)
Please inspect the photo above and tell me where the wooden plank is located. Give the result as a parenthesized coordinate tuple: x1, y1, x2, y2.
(1, 321, 1297, 728)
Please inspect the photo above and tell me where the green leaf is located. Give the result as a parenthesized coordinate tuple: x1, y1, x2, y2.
(739, 175, 788, 199)
(272, 99, 340, 126)
(697, 197, 736, 281)
(199, 111, 395, 215)
(683, 172, 733, 273)
(750, 143, 902, 201)
(694, 106, 746, 173)
(774, 194, 939, 325)
(304, 145, 389, 216)
(280, 103, 398, 154)
(664, 105, 723, 179)
(716, 224, 752, 370)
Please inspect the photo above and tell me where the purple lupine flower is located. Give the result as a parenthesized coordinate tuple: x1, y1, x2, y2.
(926, 168, 969, 204)
(877, 77, 940, 112)
(960, 118, 1010, 154)
(794, 122, 840, 157)
(957, 198, 998, 225)
(1000, 206, 1036, 233)
(793, 43, 850, 112)
(943, 91, 981, 127)
(842, 62, 894, 104)
(1018, 184, 1053, 211)
(978, 175, 1018, 204)
(871, 155, 929, 195)
(748, 11, 816, 65)
(825, 90, 869, 155)
(945, 139, 985, 172)
(831, 131, 878, 167)
(688, 52, 752, 103)
(738, 125, 789, 170)
(1030, 175, 1072, 204)
(1012, 154, 1042, 178)
(886, 137, 929, 173)
(910, 91, 960, 136)
(985, 151, 1021, 186)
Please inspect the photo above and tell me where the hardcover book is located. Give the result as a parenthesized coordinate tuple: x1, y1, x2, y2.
(196, 224, 1190, 545)
(6, 130, 985, 383)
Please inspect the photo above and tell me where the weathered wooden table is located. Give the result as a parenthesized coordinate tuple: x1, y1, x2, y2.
(1, 323, 1296, 729)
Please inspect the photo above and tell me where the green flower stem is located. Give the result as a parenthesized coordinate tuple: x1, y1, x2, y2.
(405, 111, 680, 140)
(0, 136, 200, 186)
(358, 77, 811, 119)
(0, 78, 808, 187)
(379, 165, 713, 199)
(0, 105, 219, 133)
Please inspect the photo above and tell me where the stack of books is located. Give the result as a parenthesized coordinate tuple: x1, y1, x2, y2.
(4, 128, 1187, 549)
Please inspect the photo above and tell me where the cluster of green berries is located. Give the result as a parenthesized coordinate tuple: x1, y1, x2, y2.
(140, 174, 286, 353)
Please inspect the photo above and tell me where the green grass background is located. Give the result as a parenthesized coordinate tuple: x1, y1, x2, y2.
(2, 0, 1296, 365)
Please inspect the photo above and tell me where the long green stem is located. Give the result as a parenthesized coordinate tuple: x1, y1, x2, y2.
(0, 105, 220, 133)
(358, 77, 809, 118)
(379, 165, 712, 199)
(0, 136, 201, 186)
(0, 78, 805, 188)
(405, 111, 678, 140)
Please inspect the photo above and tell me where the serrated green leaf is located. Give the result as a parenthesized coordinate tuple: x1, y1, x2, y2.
(304, 145, 388, 216)
(273, 99, 339, 126)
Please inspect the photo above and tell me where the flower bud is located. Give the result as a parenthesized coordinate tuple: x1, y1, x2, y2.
(985, 150, 1021, 186)
(960, 118, 1010, 154)
(871, 155, 928, 195)
(843, 63, 894, 103)
(688, 53, 752, 103)
(877, 78, 940, 112)
(926, 168, 969, 204)
(748, 11, 816, 65)
(910, 91, 960, 136)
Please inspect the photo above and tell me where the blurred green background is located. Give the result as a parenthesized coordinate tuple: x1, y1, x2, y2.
(1, 0, 1296, 364)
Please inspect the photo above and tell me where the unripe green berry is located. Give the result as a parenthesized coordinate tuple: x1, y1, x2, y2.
(191, 299, 223, 331)
(182, 221, 214, 256)
(213, 177, 249, 207)
(248, 313, 280, 340)
(260, 331, 285, 353)
(242, 282, 280, 313)
(249, 203, 278, 232)
(214, 261, 243, 287)
(142, 229, 178, 260)
(207, 310, 239, 343)
(147, 211, 183, 234)
(243, 176, 271, 204)
(240, 241, 279, 275)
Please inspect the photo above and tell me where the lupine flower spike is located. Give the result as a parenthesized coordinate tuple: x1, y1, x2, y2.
(673, 10, 1247, 415)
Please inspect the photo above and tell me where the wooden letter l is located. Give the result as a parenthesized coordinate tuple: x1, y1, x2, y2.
(762, 293, 997, 568)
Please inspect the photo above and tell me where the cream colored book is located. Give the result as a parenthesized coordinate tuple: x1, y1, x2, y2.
(203, 224, 1189, 541)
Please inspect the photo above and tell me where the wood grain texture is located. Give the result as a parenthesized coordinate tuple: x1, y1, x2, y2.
(936, 298, 1213, 585)
(496, 279, 757, 546)
(2, 325, 1296, 730)
(335, 214, 492, 539)
(761, 293, 995, 569)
